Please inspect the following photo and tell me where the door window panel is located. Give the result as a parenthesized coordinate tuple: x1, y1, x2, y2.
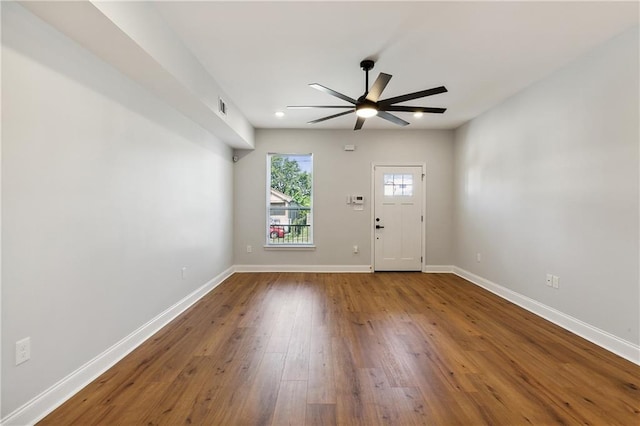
(384, 173, 413, 196)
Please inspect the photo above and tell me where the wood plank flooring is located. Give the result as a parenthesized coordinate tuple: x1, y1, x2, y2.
(39, 272, 640, 425)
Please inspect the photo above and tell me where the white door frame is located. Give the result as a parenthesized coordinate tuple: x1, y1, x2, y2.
(370, 162, 427, 272)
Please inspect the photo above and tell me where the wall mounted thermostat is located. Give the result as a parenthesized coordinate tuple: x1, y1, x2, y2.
(346, 195, 365, 210)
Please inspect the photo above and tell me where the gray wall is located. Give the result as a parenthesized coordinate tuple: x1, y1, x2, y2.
(234, 129, 454, 268)
(2, 1, 637, 420)
(2, 3, 234, 416)
(453, 26, 639, 345)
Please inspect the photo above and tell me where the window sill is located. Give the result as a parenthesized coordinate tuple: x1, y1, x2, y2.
(263, 245, 316, 251)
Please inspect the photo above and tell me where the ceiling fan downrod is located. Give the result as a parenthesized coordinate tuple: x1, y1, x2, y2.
(360, 59, 375, 95)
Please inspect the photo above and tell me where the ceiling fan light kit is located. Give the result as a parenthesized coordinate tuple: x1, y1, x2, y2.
(287, 59, 447, 130)
(355, 104, 378, 118)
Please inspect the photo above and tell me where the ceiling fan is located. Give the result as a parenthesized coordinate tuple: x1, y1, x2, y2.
(287, 59, 447, 130)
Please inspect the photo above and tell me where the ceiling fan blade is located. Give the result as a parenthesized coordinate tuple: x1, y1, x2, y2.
(379, 86, 448, 106)
(377, 111, 410, 126)
(287, 105, 354, 109)
(309, 83, 357, 104)
(308, 109, 354, 124)
(365, 72, 392, 102)
(354, 116, 366, 130)
(382, 106, 447, 114)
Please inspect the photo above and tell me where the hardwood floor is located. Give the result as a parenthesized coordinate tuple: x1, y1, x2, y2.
(39, 272, 640, 425)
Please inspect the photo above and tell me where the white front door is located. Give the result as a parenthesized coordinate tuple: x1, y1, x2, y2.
(373, 165, 424, 271)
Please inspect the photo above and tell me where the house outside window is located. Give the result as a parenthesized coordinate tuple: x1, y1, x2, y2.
(267, 153, 312, 245)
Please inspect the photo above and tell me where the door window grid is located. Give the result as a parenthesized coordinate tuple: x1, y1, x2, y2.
(383, 173, 413, 196)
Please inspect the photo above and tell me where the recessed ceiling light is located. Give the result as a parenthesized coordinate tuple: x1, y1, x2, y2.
(413, 112, 424, 118)
(275, 111, 285, 118)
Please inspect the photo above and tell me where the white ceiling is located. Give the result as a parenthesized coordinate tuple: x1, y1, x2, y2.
(155, 1, 638, 131)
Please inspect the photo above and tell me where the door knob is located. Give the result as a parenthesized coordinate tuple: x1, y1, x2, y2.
(376, 225, 385, 229)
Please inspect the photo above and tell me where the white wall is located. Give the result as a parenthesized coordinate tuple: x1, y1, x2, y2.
(453, 26, 639, 346)
(234, 129, 454, 268)
(2, 2, 234, 417)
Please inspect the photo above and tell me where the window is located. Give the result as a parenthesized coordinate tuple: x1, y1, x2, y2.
(384, 173, 413, 196)
(267, 154, 313, 245)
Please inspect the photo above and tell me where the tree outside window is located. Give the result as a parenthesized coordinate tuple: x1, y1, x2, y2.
(267, 154, 313, 245)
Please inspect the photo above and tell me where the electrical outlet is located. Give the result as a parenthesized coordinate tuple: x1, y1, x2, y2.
(546, 274, 553, 287)
(247, 245, 252, 253)
(181, 267, 187, 280)
(552, 275, 559, 289)
(16, 337, 31, 366)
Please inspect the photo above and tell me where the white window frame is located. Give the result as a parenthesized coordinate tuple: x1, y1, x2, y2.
(265, 153, 314, 249)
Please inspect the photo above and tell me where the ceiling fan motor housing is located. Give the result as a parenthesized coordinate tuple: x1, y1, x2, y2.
(360, 59, 375, 72)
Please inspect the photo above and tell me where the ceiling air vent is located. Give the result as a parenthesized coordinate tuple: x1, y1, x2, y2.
(218, 97, 227, 116)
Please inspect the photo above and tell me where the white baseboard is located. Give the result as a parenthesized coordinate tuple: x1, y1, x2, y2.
(452, 266, 640, 365)
(2, 267, 234, 426)
(423, 265, 454, 273)
(234, 264, 372, 273)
